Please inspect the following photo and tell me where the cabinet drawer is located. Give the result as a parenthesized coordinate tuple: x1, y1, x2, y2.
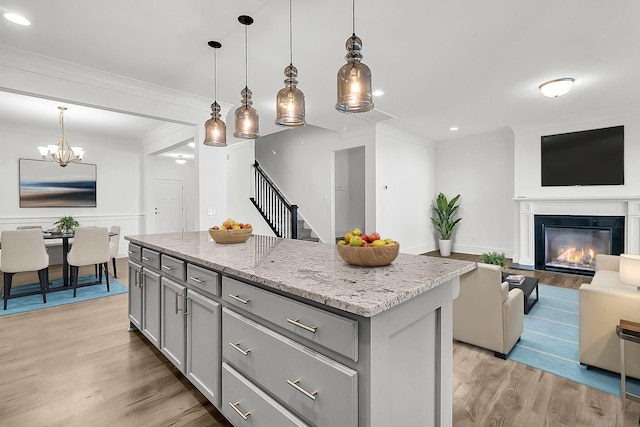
(223, 276, 358, 361)
(222, 363, 308, 427)
(187, 263, 220, 297)
(128, 243, 142, 262)
(160, 254, 186, 282)
(223, 309, 358, 427)
(141, 248, 160, 270)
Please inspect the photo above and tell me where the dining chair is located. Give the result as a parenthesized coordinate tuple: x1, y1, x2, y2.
(109, 225, 121, 278)
(67, 227, 110, 297)
(0, 229, 49, 310)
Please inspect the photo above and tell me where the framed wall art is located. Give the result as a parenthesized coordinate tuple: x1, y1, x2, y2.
(19, 158, 97, 208)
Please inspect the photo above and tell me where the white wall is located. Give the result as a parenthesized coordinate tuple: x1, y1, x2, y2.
(255, 125, 376, 243)
(514, 114, 640, 198)
(0, 124, 144, 257)
(226, 140, 276, 237)
(376, 124, 436, 254)
(434, 127, 515, 256)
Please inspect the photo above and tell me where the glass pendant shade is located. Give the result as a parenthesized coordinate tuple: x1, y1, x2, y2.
(203, 41, 227, 147)
(234, 86, 260, 139)
(336, 34, 373, 113)
(204, 101, 227, 146)
(275, 64, 306, 127)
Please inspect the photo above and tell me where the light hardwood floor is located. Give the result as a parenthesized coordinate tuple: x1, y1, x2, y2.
(0, 255, 638, 426)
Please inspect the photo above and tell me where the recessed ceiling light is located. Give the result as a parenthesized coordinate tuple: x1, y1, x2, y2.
(372, 90, 384, 97)
(4, 13, 30, 26)
(175, 155, 187, 165)
(539, 78, 575, 98)
(449, 126, 459, 131)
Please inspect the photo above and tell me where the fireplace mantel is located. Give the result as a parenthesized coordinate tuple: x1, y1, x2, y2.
(515, 197, 640, 267)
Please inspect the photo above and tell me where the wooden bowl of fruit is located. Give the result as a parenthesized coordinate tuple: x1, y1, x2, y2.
(336, 229, 399, 267)
(209, 219, 253, 244)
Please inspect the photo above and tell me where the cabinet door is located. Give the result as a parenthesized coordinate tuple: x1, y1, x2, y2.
(161, 277, 186, 373)
(128, 261, 143, 331)
(186, 290, 221, 407)
(142, 269, 161, 349)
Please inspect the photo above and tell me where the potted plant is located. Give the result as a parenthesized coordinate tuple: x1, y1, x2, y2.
(431, 192, 461, 257)
(54, 216, 80, 233)
(480, 251, 507, 268)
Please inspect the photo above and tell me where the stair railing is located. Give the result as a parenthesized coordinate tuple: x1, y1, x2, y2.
(250, 161, 298, 239)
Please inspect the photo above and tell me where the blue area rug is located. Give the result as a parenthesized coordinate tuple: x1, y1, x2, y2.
(508, 283, 640, 397)
(1, 275, 128, 316)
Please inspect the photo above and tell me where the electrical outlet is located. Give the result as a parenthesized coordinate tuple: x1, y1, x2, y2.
(207, 207, 214, 216)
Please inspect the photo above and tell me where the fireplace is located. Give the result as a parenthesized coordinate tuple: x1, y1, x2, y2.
(534, 215, 625, 275)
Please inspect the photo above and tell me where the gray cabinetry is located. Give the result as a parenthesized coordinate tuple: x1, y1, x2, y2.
(161, 277, 186, 373)
(223, 308, 358, 427)
(222, 363, 308, 427)
(141, 268, 161, 348)
(128, 260, 143, 330)
(186, 290, 221, 406)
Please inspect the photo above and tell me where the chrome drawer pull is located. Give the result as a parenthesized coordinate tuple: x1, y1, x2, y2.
(127, 250, 133, 254)
(141, 256, 151, 261)
(228, 294, 250, 305)
(286, 379, 318, 401)
(188, 276, 204, 284)
(161, 265, 174, 271)
(228, 401, 250, 421)
(229, 342, 250, 356)
(286, 318, 317, 333)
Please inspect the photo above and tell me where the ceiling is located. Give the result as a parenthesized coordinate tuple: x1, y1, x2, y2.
(1, 0, 640, 145)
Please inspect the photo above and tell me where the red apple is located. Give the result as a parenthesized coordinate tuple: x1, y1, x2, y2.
(212, 225, 219, 230)
(369, 232, 380, 242)
(360, 233, 370, 243)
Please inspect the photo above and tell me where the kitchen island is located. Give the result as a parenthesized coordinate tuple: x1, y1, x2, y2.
(125, 231, 475, 427)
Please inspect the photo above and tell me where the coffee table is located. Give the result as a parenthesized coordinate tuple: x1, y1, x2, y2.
(501, 272, 539, 314)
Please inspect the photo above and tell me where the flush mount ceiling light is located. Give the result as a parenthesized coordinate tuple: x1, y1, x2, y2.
(204, 40, 227, 147)
(4, 13, 30, 26)
(234, 15, 260, 139)
(539, 78, 575, 98)
(37, 106, 84, 167)
(336, 0, 373, 113)
(175, 155, 187, 165)
(275, 0, 306, 128)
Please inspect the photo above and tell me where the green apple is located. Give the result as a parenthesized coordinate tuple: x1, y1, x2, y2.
(349, 235, 363, 246)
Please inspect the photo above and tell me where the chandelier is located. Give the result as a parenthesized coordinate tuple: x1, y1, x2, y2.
(37, 106, 84, 167)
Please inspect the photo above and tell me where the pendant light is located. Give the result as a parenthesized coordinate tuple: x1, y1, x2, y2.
(204, 41, 227, 147)
(335, 0, 373, 113)
(275, 0, 305, 127)
(37, 106, 85, 167)
(234, 15, 260, 139)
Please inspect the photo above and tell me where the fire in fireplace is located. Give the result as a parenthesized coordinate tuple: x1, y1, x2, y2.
(534, 215, 625, 276)
(544, 226, 611, 273)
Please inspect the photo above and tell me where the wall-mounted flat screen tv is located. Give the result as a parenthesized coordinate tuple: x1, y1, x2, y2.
(541, 125, 624, 186)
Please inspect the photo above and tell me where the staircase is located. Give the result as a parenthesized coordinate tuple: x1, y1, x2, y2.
(296, 217, 318, 242)
(250, 161, 318, 242)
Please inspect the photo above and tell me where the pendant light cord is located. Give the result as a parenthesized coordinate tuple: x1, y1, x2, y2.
(244, 24, 248, 90)
(213, 48, 218, 101)
(352, 0, 356, 35)
(289, 0, 293, 65)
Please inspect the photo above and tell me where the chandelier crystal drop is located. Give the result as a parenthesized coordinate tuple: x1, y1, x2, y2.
(204, 40, 227, 147)
(336, 0, 373, 113)
(275, 0, 305, 127)
(37, 106, 84, 167)
(234, 15, 260, 139)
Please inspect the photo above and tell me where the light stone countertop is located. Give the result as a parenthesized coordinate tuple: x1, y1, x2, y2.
(125, 231, 476, 317)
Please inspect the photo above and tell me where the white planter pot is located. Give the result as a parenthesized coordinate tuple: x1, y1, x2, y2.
(439, 239, 452, 257)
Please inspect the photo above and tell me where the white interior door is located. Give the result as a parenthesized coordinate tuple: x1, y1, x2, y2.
(155, 179, 184, 233)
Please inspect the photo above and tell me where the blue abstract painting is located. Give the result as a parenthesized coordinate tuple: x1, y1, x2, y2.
(19, 158, 97, 207)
